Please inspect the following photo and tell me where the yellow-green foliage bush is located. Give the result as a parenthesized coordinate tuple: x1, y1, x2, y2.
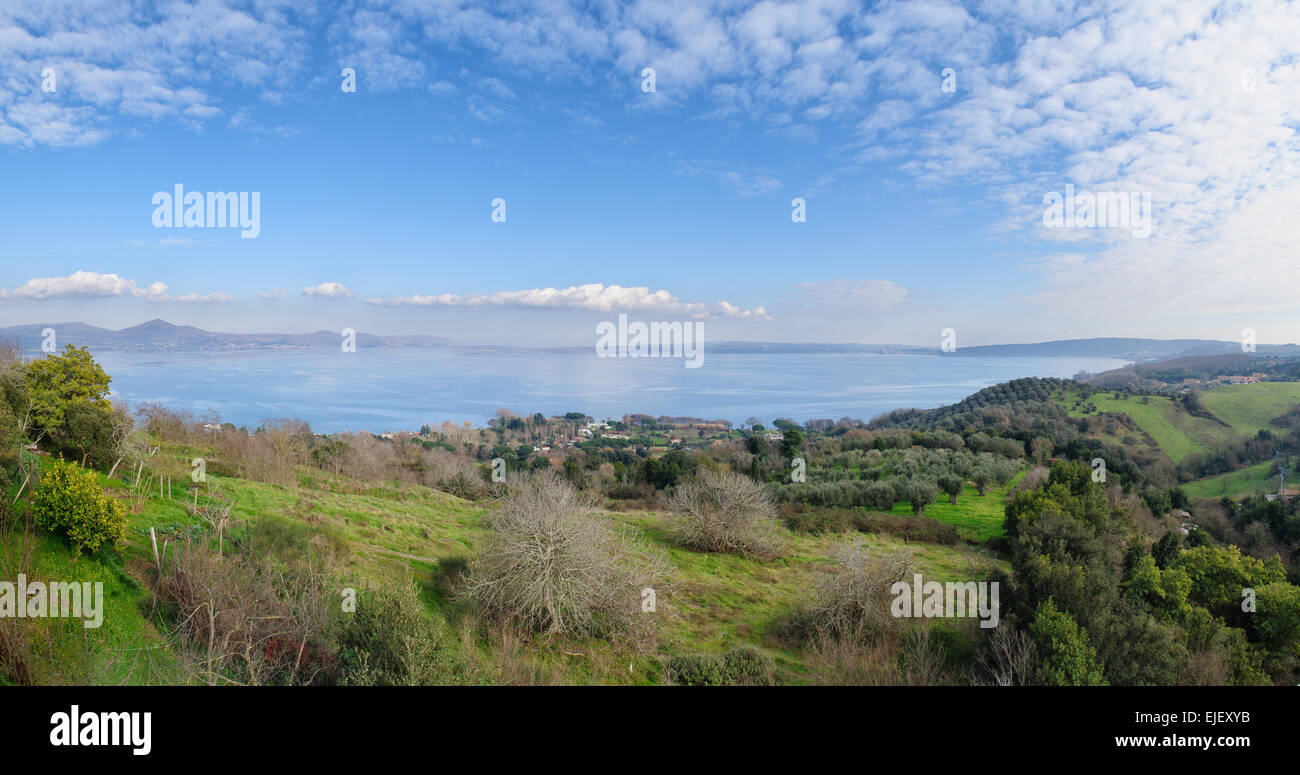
(33, 461, 127, 554)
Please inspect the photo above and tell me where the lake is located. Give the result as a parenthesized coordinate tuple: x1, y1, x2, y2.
(89, 349, 1128, 433)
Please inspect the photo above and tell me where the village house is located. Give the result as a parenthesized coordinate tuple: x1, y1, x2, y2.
(1172, 509, 1198, 536)
(1264, 489, 1300, 502)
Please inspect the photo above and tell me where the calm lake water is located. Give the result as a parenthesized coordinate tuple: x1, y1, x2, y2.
(89, 349, 1128, 433)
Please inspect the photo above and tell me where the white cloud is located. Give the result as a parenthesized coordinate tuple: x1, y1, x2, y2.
(303, 281, 353, 298)
(465, 95, 506, 124)
(328, 7, 427, 91)
(257, 288, 287, 300)
(0, 270, 234, 303)
(124, 237, 204, 248)
(173, 292, 235, 304)
(1024, 181, 1300, 319)
(366, 282, 769, 319)
(0, 1, 309, 147)
(0, 271, 167, 300)
(478, 76, 515, 99)
(155, 237, 203, 248)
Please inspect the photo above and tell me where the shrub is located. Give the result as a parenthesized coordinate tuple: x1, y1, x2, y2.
(340, 581, 462, 686)
(464, 474, 670, 649)
(667, 645, 776, 686)
(669, 470, 784, 559)
(666, 654, 724, 685)
(855, 514, 960, 544)
(159, 542, 338, 685)
(804, 635, 904, 685)
(605, 482, 655, 500)
(720, 643, 776, 684)
(32, 461, 127, 554)
(780, 503, 854, 534)
(796, 539, 912, 643)
(1028, 598, 1107, 686)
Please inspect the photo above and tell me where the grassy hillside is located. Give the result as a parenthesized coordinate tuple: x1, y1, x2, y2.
(3, 455, 184, 685)
(1201, 383, 1300, 437)
(1062, 391, 1221, 461)
(1181, 460, 1288, 500)
(1061, 383, 1300, 464)
(10, 445, 1009, 685)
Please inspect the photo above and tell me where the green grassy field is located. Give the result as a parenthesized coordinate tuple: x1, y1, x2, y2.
(885, 475, 1022, 542)
(1181, 460, 1288, 501)
(1201, 383, 1300, 437)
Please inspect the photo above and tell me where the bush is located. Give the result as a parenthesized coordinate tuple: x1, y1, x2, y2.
(780, 503, 854, 534)
(160, 542, 338, 685)
(340, 581, 462, 686)
(669, 470, 784, 559)
(856, 514, 959, 544)
(464, 474, 670, 649)
(667, 645, 776, 686)
(795, 539, 912, 643)
(32, 461, 127, 554)
(1028, 598, 1107, 686)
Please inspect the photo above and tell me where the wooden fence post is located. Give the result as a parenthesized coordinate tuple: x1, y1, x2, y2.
(149, 526, 161, 572)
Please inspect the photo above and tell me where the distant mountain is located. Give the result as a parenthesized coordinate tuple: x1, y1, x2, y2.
(698, 338, 1293, 360)
(1082, 350, 1300, 389)
(2, 321, 1294, 360)
(943, 338, 1213, 361)
(943, 338, 1300, 362)
(0, 319, 449, 352)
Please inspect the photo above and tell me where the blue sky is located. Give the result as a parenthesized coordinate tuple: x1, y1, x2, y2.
(2, 0, 1298, 347)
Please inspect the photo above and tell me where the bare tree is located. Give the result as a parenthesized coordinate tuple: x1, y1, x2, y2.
(464, 474, 671, 650)
(192, 488, 236, 556)
(902, 626, 948, 685)
(107, 403, 149, 480)
(974, 625, 1037, 686)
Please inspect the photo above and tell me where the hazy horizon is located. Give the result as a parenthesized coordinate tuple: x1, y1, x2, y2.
(5, 315, 1295, 351)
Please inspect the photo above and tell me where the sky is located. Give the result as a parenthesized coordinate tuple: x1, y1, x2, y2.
(1, 0, 1298, 347)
